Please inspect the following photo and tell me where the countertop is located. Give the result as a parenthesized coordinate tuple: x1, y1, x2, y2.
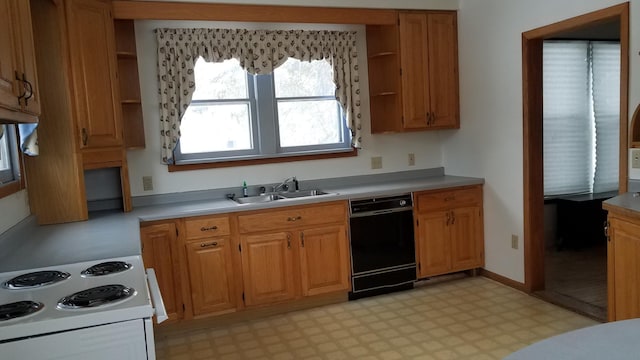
(602, 192, 640, 215)
(504, 318, 640, 359)
(0, 174, 483, 272)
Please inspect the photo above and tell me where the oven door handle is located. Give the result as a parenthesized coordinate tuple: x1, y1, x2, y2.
(146, 268, 169, 324)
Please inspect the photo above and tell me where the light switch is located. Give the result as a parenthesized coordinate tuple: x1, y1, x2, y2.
(633, 149, 640, 169)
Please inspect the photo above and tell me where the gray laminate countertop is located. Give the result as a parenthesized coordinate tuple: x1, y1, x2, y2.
(0, 173, 483, 272)
(603, 192, 640, 214)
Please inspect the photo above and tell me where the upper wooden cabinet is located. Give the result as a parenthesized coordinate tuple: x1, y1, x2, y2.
(414, 185, 484, 278)
(367, 11, 459, 133)
(0, 0, 40, 121)
(66, 0, 123, 149)
(25, 0, 132, 224)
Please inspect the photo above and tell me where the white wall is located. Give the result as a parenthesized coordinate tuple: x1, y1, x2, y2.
(0, 189, 30, 234)
(127, 15, 450, 196)
(446, 0, 637, 282)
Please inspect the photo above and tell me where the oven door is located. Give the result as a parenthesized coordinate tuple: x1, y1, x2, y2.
(0, 319, 148, 359)
(146, 268, 168, 324)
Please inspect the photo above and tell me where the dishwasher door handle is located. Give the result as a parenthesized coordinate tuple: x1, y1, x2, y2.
(350, 207, 413, 218)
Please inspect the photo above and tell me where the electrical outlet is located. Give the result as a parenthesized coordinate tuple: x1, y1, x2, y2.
(511, 234, 519, 249)
(371, 156, 382, 169)
(142, 176, 154, 191)
(633, 149, 640, 169)
(408, 153, 415, 166)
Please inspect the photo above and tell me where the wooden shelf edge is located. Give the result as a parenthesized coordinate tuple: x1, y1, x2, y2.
(117, 51, 137, 58)
(370, 92, 398, 97)
(368, 51, 397, 58)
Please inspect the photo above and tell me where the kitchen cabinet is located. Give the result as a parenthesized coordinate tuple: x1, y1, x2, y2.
(183, 215, 237, 316)
(237, 201, 351, 307)
(25, 0, 131, 224)
(414, 185, 484, 278)
(114, 19, 145, 149)
(366, 11, 459, 133)
(140, 222, 184, 323)
(602, 202, 640, 321)
(0, 0, 40, 121)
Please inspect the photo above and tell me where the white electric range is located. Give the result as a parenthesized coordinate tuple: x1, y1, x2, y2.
(0, 255, 166, 359)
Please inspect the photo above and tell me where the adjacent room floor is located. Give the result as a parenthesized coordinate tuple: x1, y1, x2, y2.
(540, 243, 607, 321)
(155, 276, 596, 359)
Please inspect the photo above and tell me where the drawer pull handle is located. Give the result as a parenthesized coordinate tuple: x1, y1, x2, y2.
(200, 242, 218, 248)
(201, 226, 218, 231)
(287, 216, 302, 222)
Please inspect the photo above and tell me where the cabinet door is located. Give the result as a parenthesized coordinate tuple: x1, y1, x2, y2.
(0, 0, 18, 111)
(11, 0, 40, 116)
(426, 13, 459, 129)
(186, 238, 237, 316)
(416, 211, 451, 278)
(449, 206, 482, 271)
(66, 0, 123, 149)
(609, 218, 640, 321)
(299, 225, 350, 296)
(240, 232, 296, 306)
(140, 223, 183, 322)
(399, 12, 430, 130)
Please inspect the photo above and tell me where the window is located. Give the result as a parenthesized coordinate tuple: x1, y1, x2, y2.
(174, 57, 351, 164)
(0, 124, 22, 197)
(543, 41, 620, 197)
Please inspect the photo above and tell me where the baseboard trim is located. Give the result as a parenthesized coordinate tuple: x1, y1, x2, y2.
(479, 268, 527, 292)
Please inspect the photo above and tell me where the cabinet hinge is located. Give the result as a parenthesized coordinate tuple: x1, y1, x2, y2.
(416, 218, 419, 226)
(238, 244, 242, 252)
(242, 292, 245, 304)
(175, 227, 179, 237)
(397, 17, 400, 26)
(182, 304, 185, 311)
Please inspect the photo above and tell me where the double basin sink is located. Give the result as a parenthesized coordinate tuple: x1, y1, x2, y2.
(235, 189, 333, 204)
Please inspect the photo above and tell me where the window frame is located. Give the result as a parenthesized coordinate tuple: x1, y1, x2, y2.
(171, 58, 354, 168)
(0, 124, 25, 199)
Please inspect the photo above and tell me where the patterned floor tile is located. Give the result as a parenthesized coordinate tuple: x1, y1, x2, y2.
(155, 276, 597, 359)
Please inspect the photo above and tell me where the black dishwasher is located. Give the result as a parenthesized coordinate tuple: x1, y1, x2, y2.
(348, 193, 416, 300)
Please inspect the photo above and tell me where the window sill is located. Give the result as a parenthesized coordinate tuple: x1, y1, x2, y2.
(0, 179, 25, 200)
(168, 148, 357, 172)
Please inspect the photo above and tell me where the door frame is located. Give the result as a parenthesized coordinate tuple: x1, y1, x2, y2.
(522, 3, 629, 292)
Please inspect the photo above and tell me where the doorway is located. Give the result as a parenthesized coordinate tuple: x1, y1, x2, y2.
(522, 3, 629, 319)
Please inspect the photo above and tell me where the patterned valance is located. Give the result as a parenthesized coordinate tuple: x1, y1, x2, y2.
(156, 28, 362, 164)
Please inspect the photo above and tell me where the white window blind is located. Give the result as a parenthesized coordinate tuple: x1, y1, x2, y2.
(542, 41, 619, 197)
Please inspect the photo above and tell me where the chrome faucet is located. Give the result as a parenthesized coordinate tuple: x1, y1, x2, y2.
(273, 176, 299, 192)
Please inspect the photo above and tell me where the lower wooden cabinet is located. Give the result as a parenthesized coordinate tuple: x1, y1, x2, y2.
(240, 232, 297, 307)
(602, 205, 640, 321)
(299, 225, 350, 297)
(185, 238, 237, 316)
(140, 222, 183, 322)
(238, 201, 351, 308)
(414, 185, 484, 278)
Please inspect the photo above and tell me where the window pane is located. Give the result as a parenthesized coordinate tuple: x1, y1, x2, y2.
(180, 104, 253, 153)
(191, 58, 248, 100)
(274, 58, 335, 98)
(277, 100, 342, 147)
(0, 125, 10, 172)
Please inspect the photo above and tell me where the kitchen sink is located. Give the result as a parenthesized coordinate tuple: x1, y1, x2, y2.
(234, 189, 333, 204)
(280, 189, 330, 198)
(235, 193, 286, 204)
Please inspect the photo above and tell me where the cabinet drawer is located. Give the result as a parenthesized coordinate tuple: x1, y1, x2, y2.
(238, 202, 347, 234)
(184, 216, 231, 239)
(416, 186, 482, 212)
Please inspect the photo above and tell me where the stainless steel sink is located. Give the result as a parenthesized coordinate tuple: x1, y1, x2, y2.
(234, 189, 332, 204)
(234, 193, 286, 204)
(280, 189, 330, 198)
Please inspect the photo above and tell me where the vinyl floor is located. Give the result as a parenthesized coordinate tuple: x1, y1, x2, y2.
(155, 276, 596, 359)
